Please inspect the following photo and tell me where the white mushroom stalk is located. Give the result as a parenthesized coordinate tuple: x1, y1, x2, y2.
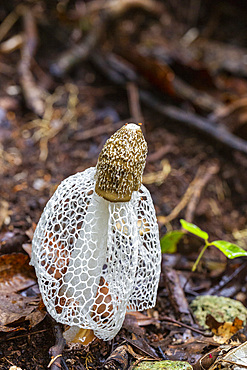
(31, 123, 161, 344)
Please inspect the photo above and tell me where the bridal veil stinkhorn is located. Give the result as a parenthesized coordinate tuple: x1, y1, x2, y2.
(31, 123, 161, 344)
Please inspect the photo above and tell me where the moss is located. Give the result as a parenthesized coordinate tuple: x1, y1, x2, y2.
(190, 295, 247, 328)
(133, 360, 193, 370)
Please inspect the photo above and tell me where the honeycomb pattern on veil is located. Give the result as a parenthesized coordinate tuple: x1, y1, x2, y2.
(31, 167, 161, 341)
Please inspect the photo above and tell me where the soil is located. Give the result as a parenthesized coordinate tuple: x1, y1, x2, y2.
(1, 1, 247, 369)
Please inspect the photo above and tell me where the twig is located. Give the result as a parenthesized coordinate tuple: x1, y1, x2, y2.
(106, 0, 163, 16)
(185, 162, 220, 222)
(207, 261, 247, 296)
(147, 145, 174, 163)
(160, 315, 213, 337)
(142, 159, 171, 185)
(50, 14, 105, 78)
(22, 84, 79, 161)
(51, 0, 162, 77)
(214, 359, 247, 369)
(0, 34, 23, 53)
(140, 90, 247, 155)
(127, 82, 144, 127)
(0, 4, 24, 43)
(160, 165, 206, 224)
(91, 51, 247, 156)
(157, 346, 167, 360)
(18, 6, 45, 116)
(116, 46, 222, 112)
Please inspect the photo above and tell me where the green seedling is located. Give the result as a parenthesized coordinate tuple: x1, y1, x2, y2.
(160, 219, 247, 272)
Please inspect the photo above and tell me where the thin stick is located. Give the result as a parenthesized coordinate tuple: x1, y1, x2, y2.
(140, 90, 247, 155)
(0, 4, 24, 43)
(160, 315, 213, 337)
(160, 165, 206, 224)
(18, 7, 45, 116)
(91, 51, 247, 156)
(127, 82, 144, 127)
(185, 162, 219, 222)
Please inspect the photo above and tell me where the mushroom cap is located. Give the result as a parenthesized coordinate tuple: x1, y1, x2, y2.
(30, 167, 161, 341)
(95, 123, 147, 202)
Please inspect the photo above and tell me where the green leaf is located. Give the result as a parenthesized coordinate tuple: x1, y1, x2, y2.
(180, 219, 209, 240)
(160, 231, 184, 254)
(211, 240, 247, 259)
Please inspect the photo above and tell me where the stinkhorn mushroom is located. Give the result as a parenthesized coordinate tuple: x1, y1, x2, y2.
(31, 123, 161, 344)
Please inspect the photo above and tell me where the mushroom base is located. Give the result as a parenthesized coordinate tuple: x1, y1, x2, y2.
(63, 326, 95, 346)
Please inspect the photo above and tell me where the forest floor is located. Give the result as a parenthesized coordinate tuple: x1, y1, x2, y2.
(1, 1, 247, 369)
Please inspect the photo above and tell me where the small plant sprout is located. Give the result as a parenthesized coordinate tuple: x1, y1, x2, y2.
(31, 123, 161, 345)
(161, 219, 247, 272)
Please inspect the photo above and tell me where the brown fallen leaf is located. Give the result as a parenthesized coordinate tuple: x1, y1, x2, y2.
(0, 292, 39, 326)
(25, 304, 46, 328)
(103, 340, 159, 370)
(0, 253, 36, 293)
(124, 335, 160, 360)
(103, 344, 129, 370)
(123, 311, 158, 337)
(0, 231, 28, 255)
(206, 314, 243, 343)
(125, 311, 158, 327)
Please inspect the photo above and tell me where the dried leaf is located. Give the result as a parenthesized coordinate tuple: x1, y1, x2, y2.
(209, 340, 247, 369)
(126, 311, 158, 327)
(206, 314, 243, 343)
(0, 292, 39, 326)
(104, 344, 129, 370)
(25, 307, 46, 328)
(0, 253, 36, 293)
(124, 336, 160, 360)
(21, 243, 32, 258)
(124, 311, 158, 337)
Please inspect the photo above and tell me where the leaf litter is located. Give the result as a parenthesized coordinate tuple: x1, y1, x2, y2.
(1, 0, 247, 369)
